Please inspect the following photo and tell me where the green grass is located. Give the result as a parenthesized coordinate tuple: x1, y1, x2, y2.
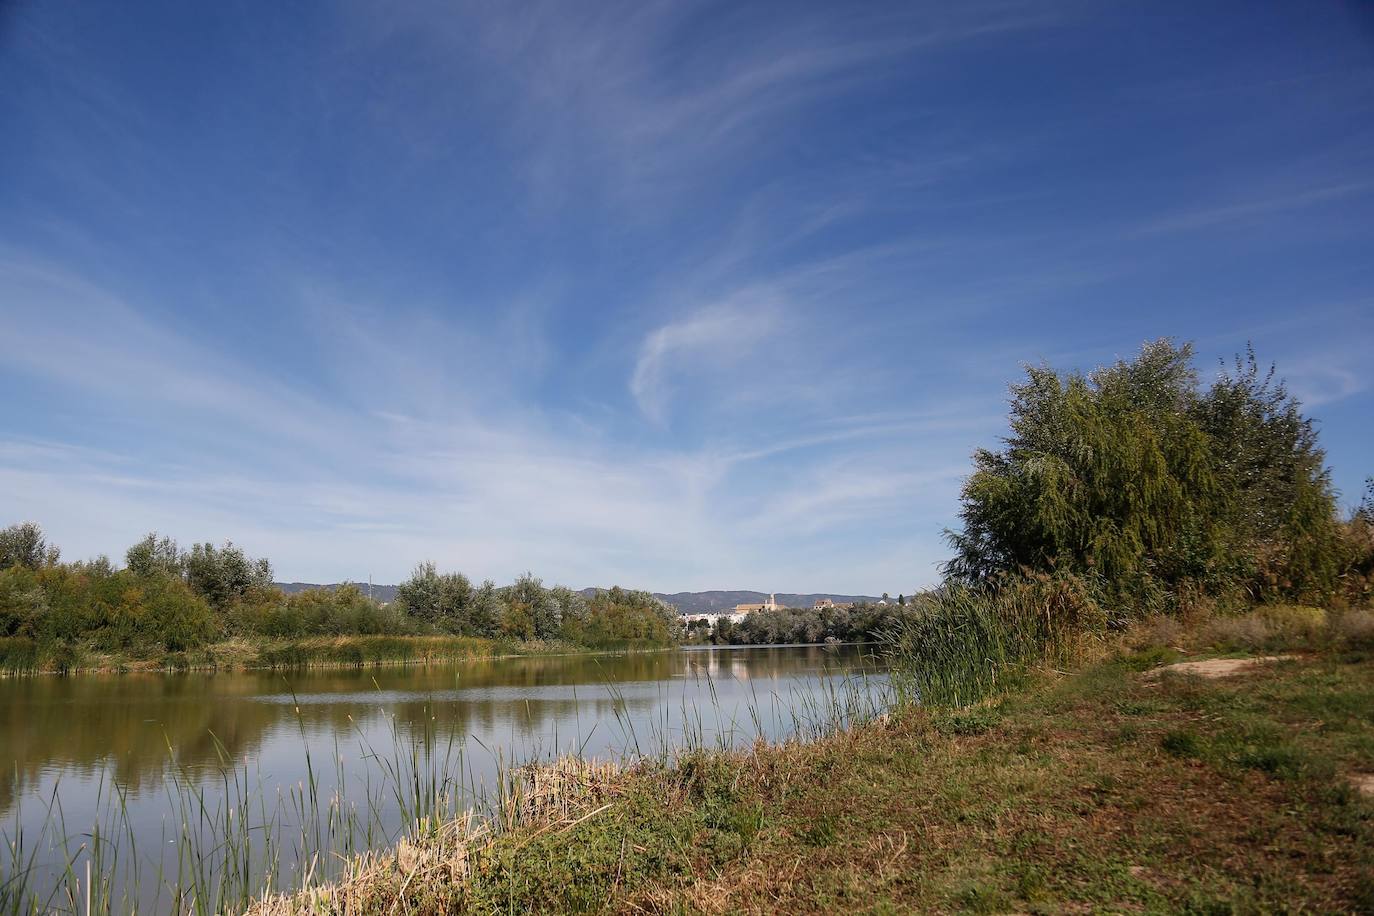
(240, 647, 1374, 914)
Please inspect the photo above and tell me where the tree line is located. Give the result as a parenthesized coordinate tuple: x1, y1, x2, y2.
(685, 602, 906, 645)
(0, 527, 682, 657)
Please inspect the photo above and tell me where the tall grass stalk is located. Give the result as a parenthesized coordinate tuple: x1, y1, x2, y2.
(884, 577, 1101, 708)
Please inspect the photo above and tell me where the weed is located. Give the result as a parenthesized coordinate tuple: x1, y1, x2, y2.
(1161, 729, 1203, 758)
(799, 813, 839, 847)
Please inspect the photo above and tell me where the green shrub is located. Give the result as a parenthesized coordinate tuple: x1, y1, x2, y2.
(564, 586, 680, 647)
(1161, 729, 1202, 758)
(1256, 604, 1327, 641)
(1332, 609, 1374, 648)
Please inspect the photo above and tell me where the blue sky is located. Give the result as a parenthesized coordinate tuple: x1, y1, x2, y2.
(1, 1, 1371, 594)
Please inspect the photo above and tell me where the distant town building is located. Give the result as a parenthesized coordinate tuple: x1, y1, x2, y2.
(813, 598, 834, 610)
(683, 593, 785, 632)
(682, 610, 748, 627)
(733, 592, 780, 614)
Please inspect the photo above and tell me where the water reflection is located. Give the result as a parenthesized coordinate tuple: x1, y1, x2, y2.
(1, 645, 887, 909)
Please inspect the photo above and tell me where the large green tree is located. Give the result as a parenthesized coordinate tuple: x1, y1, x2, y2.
(946, 340, 1342, 608)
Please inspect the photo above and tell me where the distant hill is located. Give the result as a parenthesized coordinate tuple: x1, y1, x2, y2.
(276, 583, 880, 613)
(581, 589, 884, 614)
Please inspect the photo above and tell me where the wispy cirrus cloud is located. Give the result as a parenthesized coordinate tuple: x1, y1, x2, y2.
(630, 292, 781, 424)
(1138, 181, 1373, 235)
(338, 0, 1058, 204)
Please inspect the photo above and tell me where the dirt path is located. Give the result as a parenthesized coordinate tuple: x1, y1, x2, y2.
(1148, 655, 1296, 679)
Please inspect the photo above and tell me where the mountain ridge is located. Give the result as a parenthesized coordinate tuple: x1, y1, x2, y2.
(273, 583, 883, 614)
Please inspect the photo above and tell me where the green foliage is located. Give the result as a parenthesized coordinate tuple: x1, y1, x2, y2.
(885, 573, 1102, 707)
(568, 586, 681, 647)
(243, 584, 410, 639)
(1339, 478, 1374, 607)
(1195, 348, 1344, 600)
(501, 572, 562, 640)
(0, 560, 214, 654)
(184, 540, 274, 608)
(0, 521, 59, 570)
(1, 525, 681, 668)
(0, 564, 47, 637)
(946, 340, 1345, 610)
(704, 601, 906, 646)
(125, 531, 184, 578)
(394, 562, 478, 633)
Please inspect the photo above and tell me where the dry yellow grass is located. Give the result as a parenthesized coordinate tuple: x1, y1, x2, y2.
(245, 757, 625, 916)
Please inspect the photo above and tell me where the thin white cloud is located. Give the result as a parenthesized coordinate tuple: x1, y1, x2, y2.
(1139, 181, 1372, 235)
(1284, 361, 1369, 409)
(335, 0, 1057, 205)
(630, 293, 780, 424)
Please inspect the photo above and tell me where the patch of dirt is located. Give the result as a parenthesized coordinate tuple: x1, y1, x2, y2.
(1352, 773, 1374, 797)
(1147, 656, 1296, 680)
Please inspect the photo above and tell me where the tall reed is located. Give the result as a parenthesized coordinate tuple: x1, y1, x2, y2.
(883, 574, 1101, 708)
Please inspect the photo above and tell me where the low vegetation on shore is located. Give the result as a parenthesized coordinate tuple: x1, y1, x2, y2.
(0, 529, 681, 674)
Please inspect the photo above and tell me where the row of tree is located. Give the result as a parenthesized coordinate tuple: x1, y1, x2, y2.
(0, 526, 681, 655)
(686, 602, 907, 645)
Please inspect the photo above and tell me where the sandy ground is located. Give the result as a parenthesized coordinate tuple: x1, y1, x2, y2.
(1148, 656, 1297, 679)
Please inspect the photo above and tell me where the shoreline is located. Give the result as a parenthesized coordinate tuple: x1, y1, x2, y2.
(0, 636, 876, 678)
(0, 634, 678, 678)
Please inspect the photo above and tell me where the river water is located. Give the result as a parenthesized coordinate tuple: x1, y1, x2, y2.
(0, 644, 888, 912)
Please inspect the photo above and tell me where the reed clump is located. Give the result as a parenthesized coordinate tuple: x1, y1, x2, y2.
(243, 756, 627, 916)
(884, 572, 1103, 708)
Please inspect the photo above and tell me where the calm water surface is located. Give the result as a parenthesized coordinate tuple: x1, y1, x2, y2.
(1, 644, 888, 912)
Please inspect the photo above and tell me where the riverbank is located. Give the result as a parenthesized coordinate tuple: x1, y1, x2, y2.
(0, 634, 671, 676)
(251, 641, 1374, 914)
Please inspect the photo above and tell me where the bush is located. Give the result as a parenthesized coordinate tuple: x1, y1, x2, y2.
(1, 522, 60, 570)
(1127, 614, 1184, 651)
(104, 572, 216, 653)
(184, 541, 273, 608)
(1203, 605, 1337, 653)
(946, 341, 1345, 612)
(1205, 614, 1271, 651)
(1332, 609, 1374, 648)
(0, 522, 683, 668)
(244, 585, 409, 639)
(567, 587, 680, 647)
(1256, 604, 1327, 641)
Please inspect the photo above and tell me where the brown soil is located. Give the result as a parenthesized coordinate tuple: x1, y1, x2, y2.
(1148, 655, 1297, 679)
